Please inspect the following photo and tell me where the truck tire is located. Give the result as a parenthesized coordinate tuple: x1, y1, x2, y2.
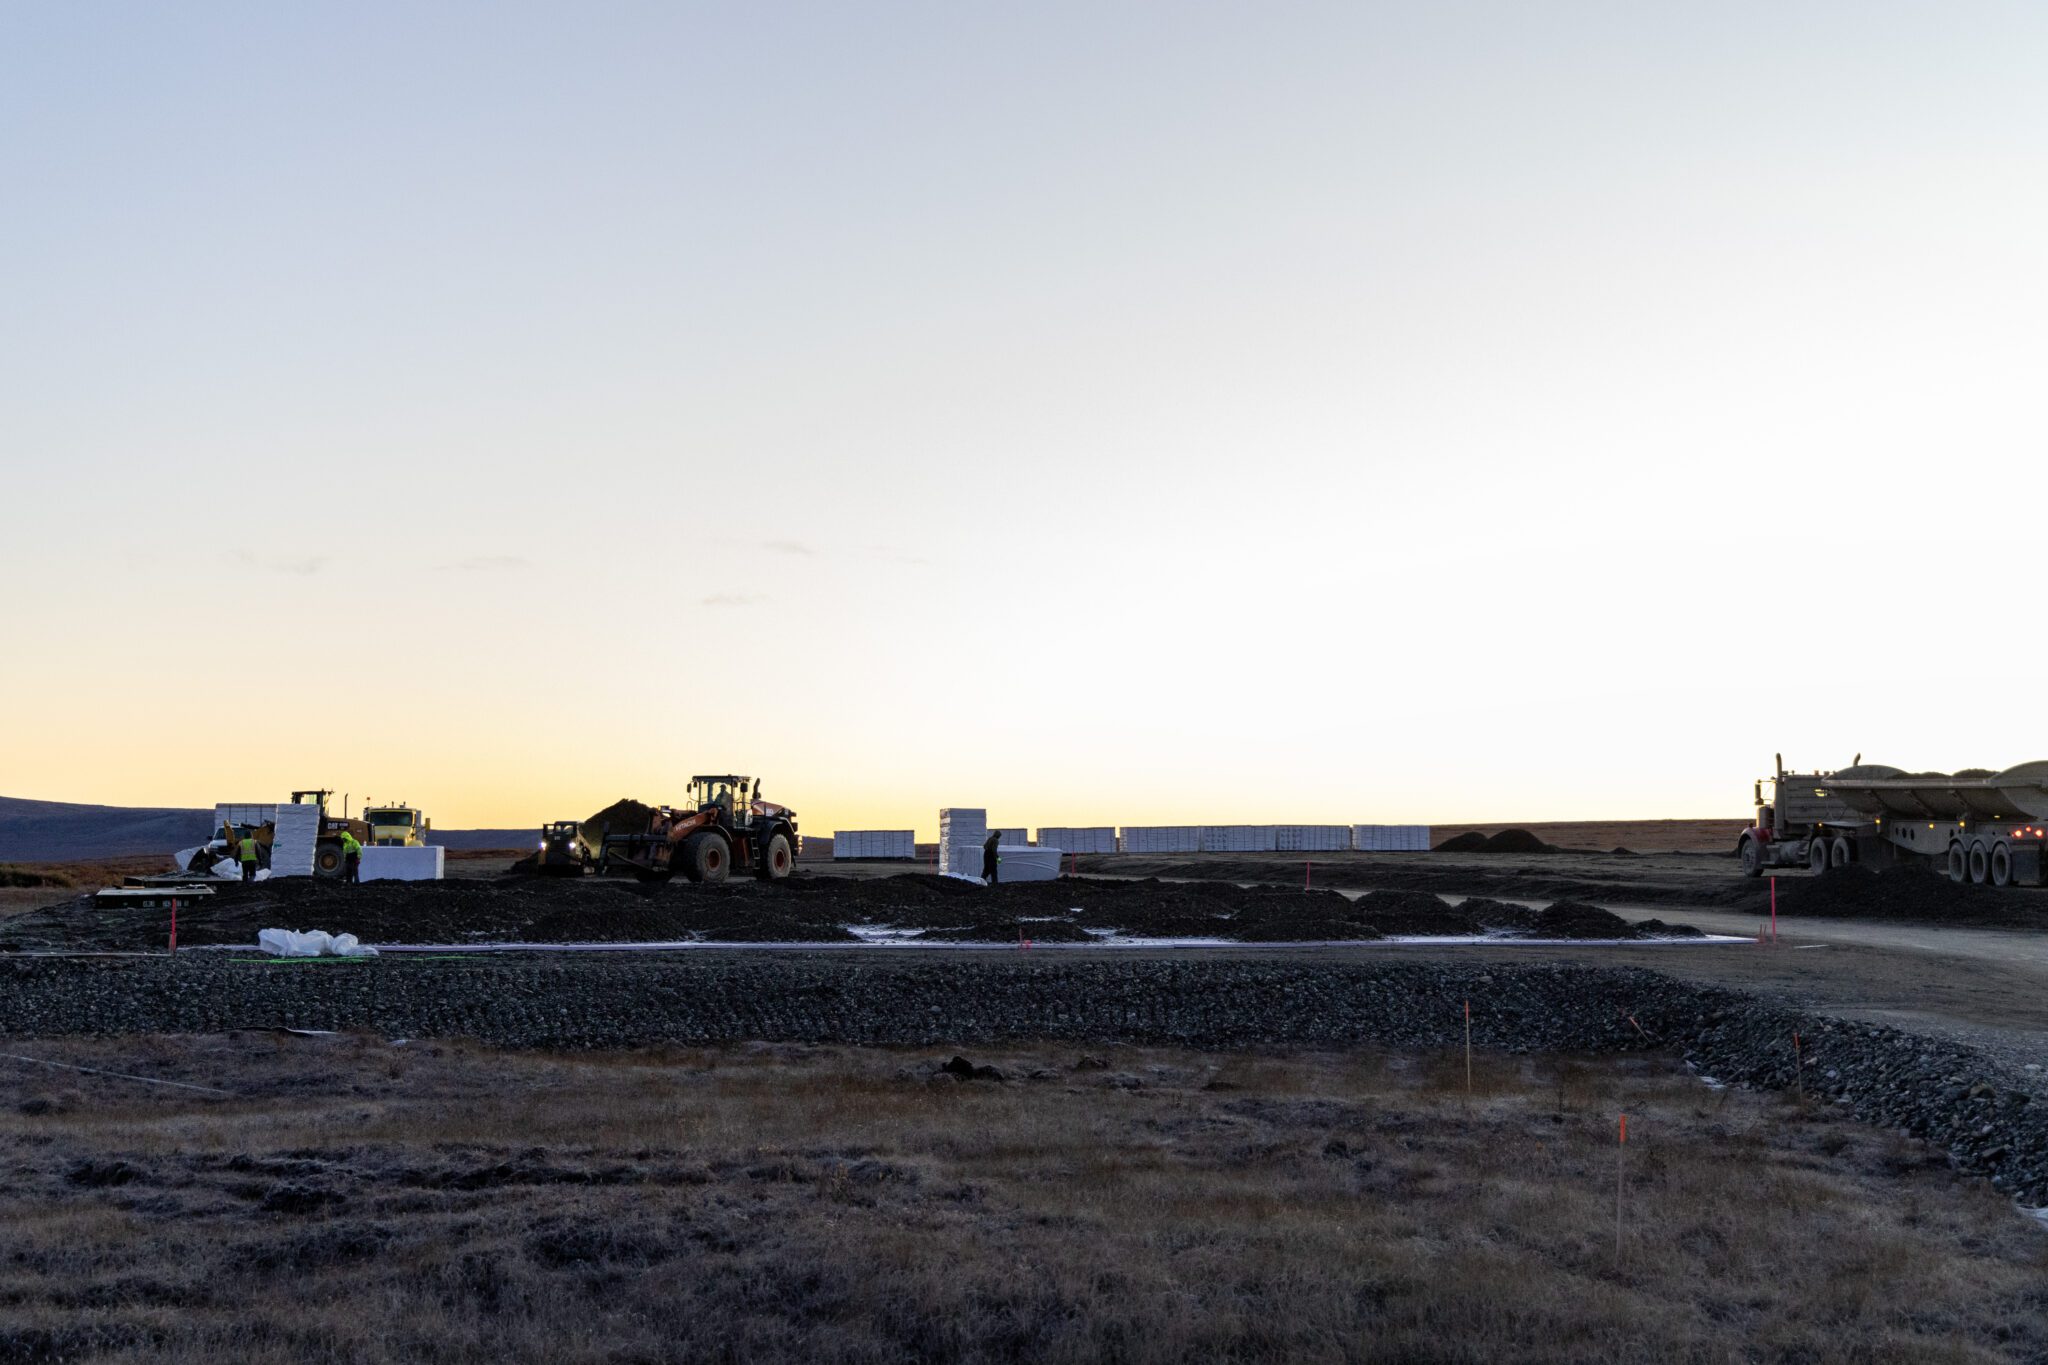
(1948, 844, 1968, 883)
(758, 831, 794, 882)
(1968, 843, 1989, 885)
(1831, 837, 1853, 868)
(1738, 837, 1764, 878)
(1808, 840, 1830, 874)
(681, 832, 731, 885)
(1992, 844, 2013, 888)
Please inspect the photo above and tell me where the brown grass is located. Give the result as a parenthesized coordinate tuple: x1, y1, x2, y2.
(0, 856, 169, 915)
(1, 1036, 2042, 1363)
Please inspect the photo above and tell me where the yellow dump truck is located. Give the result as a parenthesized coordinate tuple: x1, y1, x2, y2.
(364, 801, 430, 847)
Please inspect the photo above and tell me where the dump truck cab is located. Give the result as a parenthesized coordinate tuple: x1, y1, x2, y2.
(364, 802, 429, 847)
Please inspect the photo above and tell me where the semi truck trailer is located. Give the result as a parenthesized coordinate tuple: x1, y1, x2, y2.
(1740, 756, 2048, 887)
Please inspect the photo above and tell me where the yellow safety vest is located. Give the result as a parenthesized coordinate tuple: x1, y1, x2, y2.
(339, 833, 361, 856)
(238, 837, 258, 862)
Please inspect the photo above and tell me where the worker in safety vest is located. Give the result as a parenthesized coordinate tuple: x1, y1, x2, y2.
(237, 833, 260, 883)
(339, 830, 363, 885)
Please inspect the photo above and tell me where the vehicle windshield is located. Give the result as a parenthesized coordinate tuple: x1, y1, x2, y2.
(367, 810, 413, 826)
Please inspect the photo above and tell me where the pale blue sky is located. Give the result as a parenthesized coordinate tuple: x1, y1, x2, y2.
(4, 3, 2045, 831)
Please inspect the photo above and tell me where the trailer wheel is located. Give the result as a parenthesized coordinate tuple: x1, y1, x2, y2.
(758, 831, 793, 882)
(1968, 843, 1990, 885)
(1831, 837, 1853, 868)
(1992, 844, 2013, 888)
(1808, 840, 1830, 874)
(682, 832, 731, 885)
(1947, 844, 1968, 882)
(1738, 837, 1764, 877)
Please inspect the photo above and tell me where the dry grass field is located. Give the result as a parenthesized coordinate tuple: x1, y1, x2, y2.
(4, 1035, 2044, 1363)
(0, 856, 165, 915)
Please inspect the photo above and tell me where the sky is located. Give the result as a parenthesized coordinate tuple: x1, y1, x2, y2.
(3, 2, 2046, 838)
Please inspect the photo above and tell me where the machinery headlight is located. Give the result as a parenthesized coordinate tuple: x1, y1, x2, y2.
(537, 840, 546, 850)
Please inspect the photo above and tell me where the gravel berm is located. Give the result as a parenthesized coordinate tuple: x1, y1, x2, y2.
(2, 952, 2044, 1205)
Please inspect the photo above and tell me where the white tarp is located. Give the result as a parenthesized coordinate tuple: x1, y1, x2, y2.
(359, 846, 443, 881)
(990, 845, 1061, 882)
(258, 928, 378, 958)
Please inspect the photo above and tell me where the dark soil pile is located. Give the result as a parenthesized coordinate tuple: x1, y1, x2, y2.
(916, 919, 1097, 944)
(0, 873, 1712, 952)
(581, 799, 655, 847)
(1479, 829, 1556, 854)
(1526, 901, 1633, 938)
(1774, 865, 2048, 927)
(1433, 830, 1558, 855)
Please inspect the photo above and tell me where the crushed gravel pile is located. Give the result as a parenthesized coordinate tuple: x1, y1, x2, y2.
(2, 953, 2045, 1204)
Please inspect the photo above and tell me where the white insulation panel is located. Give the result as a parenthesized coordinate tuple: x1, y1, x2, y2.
(1352, 825, 1433, 852)
(832, 830, 916, 860)
(1035, 826, 1117, 854)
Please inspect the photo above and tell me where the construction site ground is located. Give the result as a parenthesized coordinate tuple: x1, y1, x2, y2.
(0, 846, 2042, 1070)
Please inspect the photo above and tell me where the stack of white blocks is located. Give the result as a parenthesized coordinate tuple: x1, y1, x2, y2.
(1120, 826, 1202, 854)
(1199, 825, 1279, 853)
(269, 803, 321, 878)
(993, 827, 1028, 847)
(1352, 825, 1432, 852)
(833, 830, 916, 860)
(1276, 825, 1352, 852)
(938, 808, 987, 878)
(1035, 827, 1117, 854)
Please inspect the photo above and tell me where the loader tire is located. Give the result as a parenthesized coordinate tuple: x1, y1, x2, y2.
(682, 832, 731, 885)
(759, 831, 794, 882)
(315, 842, 344, 875)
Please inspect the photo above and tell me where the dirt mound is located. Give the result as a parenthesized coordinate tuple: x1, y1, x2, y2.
(1479, 829, 1556, 854)
(1432, 830, 1557, 855)
(1526, 901, 1634, 938)
(1775, 865, 2046, 927)
(0, 871, 1717, 952)
(581, 799, 654, 847)
(916, 919, 1097, 944)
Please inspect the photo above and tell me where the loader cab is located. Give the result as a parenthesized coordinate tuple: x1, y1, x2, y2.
(690, 775, 752, 822)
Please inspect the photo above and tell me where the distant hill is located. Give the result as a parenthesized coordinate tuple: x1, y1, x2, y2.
(0, 796, 532, 861)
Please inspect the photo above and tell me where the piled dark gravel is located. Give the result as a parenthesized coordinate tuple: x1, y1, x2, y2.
(2, 952, 2043, 1204)
(1772, 865, 2045, 926)
(0, 875, 1699, 952)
